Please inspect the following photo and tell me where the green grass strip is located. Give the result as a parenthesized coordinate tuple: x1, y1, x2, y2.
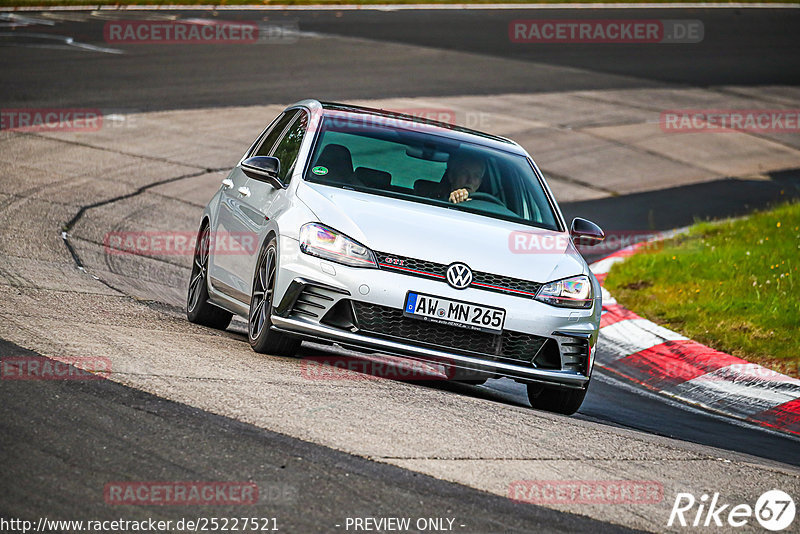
(605, 200, 800, 377)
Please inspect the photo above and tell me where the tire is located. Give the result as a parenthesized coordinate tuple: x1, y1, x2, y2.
(527, 383, 588, 415)
(248, 237, 300, 356)
(187, 223, 233, 330)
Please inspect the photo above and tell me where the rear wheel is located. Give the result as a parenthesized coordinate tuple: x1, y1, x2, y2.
(527, 383, 588, 415)
(248, 238, 300, 356)
(187, 224, 233, 330)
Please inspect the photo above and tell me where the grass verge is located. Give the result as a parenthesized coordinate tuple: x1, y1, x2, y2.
(605, 201, 799, 377)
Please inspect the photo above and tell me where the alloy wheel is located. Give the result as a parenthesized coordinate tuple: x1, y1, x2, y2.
(187, 226, 210, 313)
(249, 246, 276, 340)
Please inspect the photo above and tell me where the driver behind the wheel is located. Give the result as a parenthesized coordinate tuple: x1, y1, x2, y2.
(445, 152, 486, 204)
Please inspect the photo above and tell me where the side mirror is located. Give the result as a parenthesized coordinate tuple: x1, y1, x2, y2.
(570, 217, 605, 246)
(241, 156, 284, 189)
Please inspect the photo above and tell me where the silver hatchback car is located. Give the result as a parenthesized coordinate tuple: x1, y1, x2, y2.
(188, 100, 605, 414)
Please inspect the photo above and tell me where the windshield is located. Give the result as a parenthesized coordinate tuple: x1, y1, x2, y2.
(304, 116, 560, 231)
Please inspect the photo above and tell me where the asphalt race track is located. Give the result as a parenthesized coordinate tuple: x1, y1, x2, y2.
(0, 339, 634, 534)
(2, 6, 800, 533)
(2, 8, 800, 111)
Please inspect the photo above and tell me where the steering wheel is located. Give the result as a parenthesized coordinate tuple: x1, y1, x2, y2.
(467, 192, 505, 206)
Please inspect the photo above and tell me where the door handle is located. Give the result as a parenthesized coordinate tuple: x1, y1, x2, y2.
(221, 178, 234, 189)
(237, 186, 251, 197)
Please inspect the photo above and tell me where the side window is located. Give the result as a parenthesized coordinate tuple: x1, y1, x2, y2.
(252, 110, 300, 157)
(270, 112, 309, 183)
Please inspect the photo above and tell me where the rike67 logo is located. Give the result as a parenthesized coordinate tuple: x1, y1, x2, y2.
(668, 490, 795, 531)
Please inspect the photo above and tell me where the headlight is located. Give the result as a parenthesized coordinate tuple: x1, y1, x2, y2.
(299, 223, 377, 268)
(535, 275, 593, 309)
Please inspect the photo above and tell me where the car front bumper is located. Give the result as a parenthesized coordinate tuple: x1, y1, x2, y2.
(271, 236, 600, 389)
(271, 313, 591, 388)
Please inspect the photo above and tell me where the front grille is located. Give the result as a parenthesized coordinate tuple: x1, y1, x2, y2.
(374, 251, 541, 298)
(350, 301, 553, 366)
(471, 269, 542, 296)
(378, 255, 446, 279)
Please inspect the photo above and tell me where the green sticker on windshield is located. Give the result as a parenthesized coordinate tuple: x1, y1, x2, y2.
(312, 166, 328, 176)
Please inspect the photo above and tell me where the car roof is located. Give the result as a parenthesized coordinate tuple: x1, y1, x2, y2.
(297, 100, 527, 156)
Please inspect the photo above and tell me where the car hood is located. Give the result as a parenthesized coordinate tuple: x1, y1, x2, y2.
(296, 182, 587, 283)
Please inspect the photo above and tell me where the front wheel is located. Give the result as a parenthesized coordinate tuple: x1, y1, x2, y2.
(248, 238, 300, 356)
(187, 224, 233, 330)
(527, 383, 588, 415)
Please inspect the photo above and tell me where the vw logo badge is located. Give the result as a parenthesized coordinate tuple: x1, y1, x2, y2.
(446, 263, 473, 290)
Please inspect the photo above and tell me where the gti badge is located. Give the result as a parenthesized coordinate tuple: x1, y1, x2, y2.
(446, 263, 473, 289)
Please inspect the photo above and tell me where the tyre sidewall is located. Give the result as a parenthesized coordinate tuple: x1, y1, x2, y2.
(248, 238, 278, 348)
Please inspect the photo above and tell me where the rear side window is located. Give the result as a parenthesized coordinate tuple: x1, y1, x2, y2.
(252, 110, 300, 157)
(270, 112, 309, 183)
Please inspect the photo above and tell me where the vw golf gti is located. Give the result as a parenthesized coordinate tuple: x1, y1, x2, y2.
(187, 100, 605, 414)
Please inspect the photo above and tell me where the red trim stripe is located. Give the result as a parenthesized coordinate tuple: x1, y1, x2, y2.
(379, 264, 538, 296)
(379, 263, 445, 278)
(471, 281, 537, 296)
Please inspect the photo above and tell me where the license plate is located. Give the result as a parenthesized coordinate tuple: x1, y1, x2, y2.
(403, 291, 506, 334)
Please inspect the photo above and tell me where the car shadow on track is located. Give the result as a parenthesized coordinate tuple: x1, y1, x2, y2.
(217, 318, 800, 468)
(223, 317, 534, 409)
